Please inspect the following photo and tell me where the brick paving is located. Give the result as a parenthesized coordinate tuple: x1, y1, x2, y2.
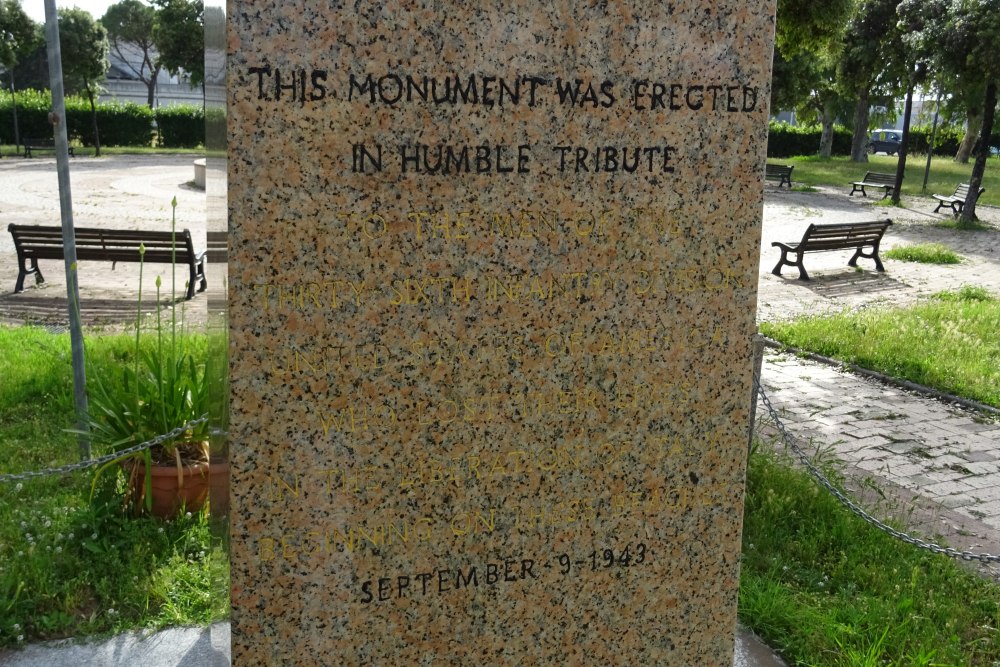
(2, 156, 1000, 564)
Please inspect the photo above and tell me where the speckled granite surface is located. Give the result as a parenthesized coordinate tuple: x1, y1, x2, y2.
(227, 2, 775, 664)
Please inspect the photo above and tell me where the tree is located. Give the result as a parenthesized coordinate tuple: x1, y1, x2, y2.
(101, 0, 160, 107)
(899, 0, 1000, 223)
(0, 0, 39, 151)
(152, 0, 203, 88)
(771, 0, 855, 156)
(58, 8, 109, 156)
(0, 0, 35, 68)
(838, 0, 910, 162)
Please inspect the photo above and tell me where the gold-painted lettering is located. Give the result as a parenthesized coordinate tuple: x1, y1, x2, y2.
(258, 537, 276, 562)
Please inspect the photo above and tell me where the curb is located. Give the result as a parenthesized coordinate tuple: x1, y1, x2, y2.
(759, 336, 1000, 418)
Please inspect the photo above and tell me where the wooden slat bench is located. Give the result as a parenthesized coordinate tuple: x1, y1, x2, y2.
(206, 230, 228, 264)
(8, 224, 207, 300)
(932, 182, 984, 216)
(849, 172, 895, 199)
(765, 164, 794, 188)
(771, 219, 893, 280)
(23, 138, 74, 158)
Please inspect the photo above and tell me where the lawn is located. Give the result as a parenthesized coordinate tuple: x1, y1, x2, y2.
(0, 326, 227, 648)
(760, 286, 1000, 408)
(768, 153, 1000, 206)
(741, 448, 1000, 666)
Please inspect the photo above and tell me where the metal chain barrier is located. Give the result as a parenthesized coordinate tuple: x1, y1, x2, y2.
(0, 416, 209, 485)
(755, 378, 1000, 564)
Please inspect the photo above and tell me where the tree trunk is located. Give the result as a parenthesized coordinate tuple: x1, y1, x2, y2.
(819, 100, 836, 158)
(87, 86, 101, 158)
(892, 80, 916, 206)
(955, 107, 982, 163)
(959, 81, 997, 227)
(850, 91, 871, 162)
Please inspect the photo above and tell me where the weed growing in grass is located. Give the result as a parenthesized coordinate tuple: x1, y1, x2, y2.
(933, 284, 996, 302)
(884, 243, 962, 264)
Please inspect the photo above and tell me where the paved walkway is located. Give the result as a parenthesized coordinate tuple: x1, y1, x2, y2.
(756, 186, 1000, 577)
(3, 156, 1000, 664)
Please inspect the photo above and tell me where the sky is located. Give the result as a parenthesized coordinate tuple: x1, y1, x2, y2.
(24, 0, 118, 24)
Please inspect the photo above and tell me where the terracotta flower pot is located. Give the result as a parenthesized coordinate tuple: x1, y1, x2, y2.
(148, 461, 212, 518)
(127, 443, 228, 518)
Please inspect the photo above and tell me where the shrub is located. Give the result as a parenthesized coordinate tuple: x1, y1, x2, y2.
(767, 121, 852, 158)
(155, 104, 205, 148)
(91, 102, 155, 147)
(0, 89, 154, 147)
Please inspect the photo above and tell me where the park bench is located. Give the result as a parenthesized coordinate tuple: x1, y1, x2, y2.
(771, 218, 893, 280)
(206, 230, 228, 264)
(932, 182, 984, 217)
(765, 164, 794, 188)
(7, 224, 207, 300)
(23, 138, 74, 159)
(848, 172, 895, 199)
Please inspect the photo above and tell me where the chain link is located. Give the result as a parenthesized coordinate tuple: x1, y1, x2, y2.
(755, 379, 1000, 564)
(0, 416, 209, 485)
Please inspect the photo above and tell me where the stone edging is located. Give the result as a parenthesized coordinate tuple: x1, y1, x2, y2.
(759, 336, 1000, 419)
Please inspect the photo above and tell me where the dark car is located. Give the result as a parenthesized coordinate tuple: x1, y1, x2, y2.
(868, 129, 902, 155)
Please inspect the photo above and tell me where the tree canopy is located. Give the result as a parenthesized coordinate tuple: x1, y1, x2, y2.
(152, 0, 203, 88)
(58, 7, 110, 154)
(0, 0, 37, 69)
(101, 0, 160, 106)
(898, 0, 1000, 222)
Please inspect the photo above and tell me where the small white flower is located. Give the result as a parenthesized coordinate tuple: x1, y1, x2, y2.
(55, 546, 62, 554)
(185, 512, 192, 519)
(67, 533, 74, 540)
(158, 527, 164, 534)
(14, 483, 22, 492)
(107, 608, 116, 616)
(44, 520, 51, 528)
(13, 624, 20, 631)
(91, 533, 97, 540)
(17, 635, 24, 642)
(17, 551, 24, 557)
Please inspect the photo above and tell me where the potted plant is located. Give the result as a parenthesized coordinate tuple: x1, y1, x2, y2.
(78, 199, 216, 517)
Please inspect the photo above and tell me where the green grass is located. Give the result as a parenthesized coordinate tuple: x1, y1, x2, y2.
(772, 154, 1000, 207)
(761, 286, 1000, 407)
(741, 448, 1000, 666)
(0, 326, 226, 648)
(884, 242, 962, 264)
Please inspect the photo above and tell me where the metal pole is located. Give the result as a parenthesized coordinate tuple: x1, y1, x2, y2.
(922, 91, 941, 193)
(43, 0, 91, 461)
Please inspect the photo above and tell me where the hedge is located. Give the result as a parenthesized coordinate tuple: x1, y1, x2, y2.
(766, 122, 853, 157)
(766, 119, 998, 158)
(155, 104, 205, 148)
(0, 89, 162, 148)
